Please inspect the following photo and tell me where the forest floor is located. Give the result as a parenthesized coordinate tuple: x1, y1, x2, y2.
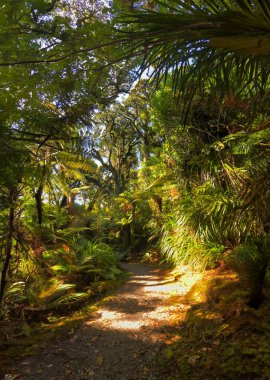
(2, 262, 270, 380)
(1, 262, 193, 380)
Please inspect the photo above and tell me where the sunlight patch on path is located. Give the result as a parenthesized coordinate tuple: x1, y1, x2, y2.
(84, 266, 193, 335)
(85, 309, 145, 331)
(14, 263, 200, 380)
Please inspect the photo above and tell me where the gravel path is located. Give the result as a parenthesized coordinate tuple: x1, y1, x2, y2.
(6, 263, 186, 380)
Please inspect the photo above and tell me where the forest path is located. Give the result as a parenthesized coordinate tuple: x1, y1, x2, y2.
(15, 263, 187, 380)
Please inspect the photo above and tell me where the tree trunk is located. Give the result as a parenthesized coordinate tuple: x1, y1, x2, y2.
(248, 282, 265, 309)
(122, 223, 132, 248)
(35, 184, 43, 225)
(87, 189, 101, 211)
(0, 188, 16, 316)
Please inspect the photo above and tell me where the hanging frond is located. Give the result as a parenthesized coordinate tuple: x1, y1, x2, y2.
(113, 0, 270, 97)
(57, 152, 97, 173)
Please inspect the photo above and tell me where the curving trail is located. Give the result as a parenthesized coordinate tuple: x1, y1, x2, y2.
(14, 263, 188, 380)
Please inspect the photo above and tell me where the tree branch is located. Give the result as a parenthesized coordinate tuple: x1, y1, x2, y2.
(0, 40, 123, 67)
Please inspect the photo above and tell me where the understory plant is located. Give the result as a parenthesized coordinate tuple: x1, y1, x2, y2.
(229, 235, 270, 308)
(159, 213, 223, 271)
(2, 236, 121, 318)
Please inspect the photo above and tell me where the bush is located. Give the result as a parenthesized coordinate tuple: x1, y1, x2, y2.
(159, 215, 223, 270)
(229, 235, 270, 308)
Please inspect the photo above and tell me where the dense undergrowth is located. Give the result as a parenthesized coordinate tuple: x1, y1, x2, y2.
(2, 236, 122, 320)
(0, 1, 270, 378)
(1, 70, 270, 324)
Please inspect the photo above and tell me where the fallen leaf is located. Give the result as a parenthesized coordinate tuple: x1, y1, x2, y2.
(188, 355, 200, 366)
(97, 355, 104, 365)
(4, 374, 21, 380)
(69, 334, 78, 343)
(164, 348, 174, 360)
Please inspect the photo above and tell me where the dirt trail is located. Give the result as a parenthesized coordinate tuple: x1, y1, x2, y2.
(9, 263, 187, 380)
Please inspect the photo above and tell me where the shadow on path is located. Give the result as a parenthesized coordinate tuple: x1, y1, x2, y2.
(5, 263, 179, 380)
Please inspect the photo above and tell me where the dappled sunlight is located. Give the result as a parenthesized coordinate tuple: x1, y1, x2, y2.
(7, 263, 267, 380)
(84, 264, 197, 338)
(158, 265, 270, 380)
(85, 309, 146, 331)
(9, 263, 259, 380)
(2, 262, 212, 380)
(1, 2, 269, 379)
(181, 272, 204, 289)
(9, 264, 179, 379)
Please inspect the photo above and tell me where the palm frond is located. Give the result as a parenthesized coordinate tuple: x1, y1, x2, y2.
(113, 0, 270, 96)
(4, 282, 27, 304)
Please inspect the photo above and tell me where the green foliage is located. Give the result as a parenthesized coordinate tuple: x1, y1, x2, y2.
(4, 282, 28, 308)
(2, 236, 121, 317)
(159, 213, 223, 270)
(229, 236, 270, 307)
(2, 276, 88, 318)
(0, 0, 270, 323)
(76, 237, 121, 280)
(114, 0, 270, 108)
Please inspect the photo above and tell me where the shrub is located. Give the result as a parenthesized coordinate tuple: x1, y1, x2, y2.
(229, 235, 270, 308)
